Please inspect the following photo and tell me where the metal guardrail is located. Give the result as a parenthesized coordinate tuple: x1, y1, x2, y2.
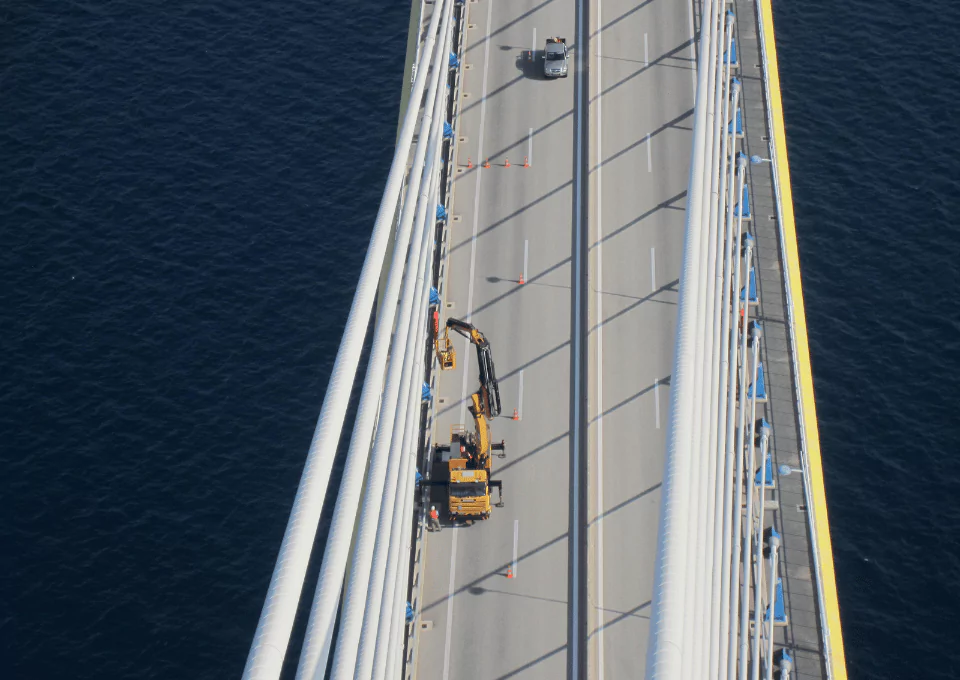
(751, 0, 835, 676)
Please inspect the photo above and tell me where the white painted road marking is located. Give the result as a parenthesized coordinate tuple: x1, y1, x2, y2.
(518, 369, 524, 420)
(523, 239, 529, 281)
(441, 528, 458, 680)
(532, 28, 536, 59)
(647, 132, 652, 172)
(447, 2, 494, 678)
(596, 0, 606, 676)
(513, 519, 519, 576)
(651, 246, 657, 292)
(528, 127, 533, 166)
(644, 33, 649, 67)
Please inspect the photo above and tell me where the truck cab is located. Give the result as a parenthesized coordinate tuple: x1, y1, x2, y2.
(543, 37, 568, 78)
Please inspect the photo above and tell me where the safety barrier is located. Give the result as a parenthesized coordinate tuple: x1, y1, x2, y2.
(753, 0, 847, 674)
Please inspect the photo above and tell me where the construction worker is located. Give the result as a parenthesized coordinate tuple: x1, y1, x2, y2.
(428, 505, 441, 532)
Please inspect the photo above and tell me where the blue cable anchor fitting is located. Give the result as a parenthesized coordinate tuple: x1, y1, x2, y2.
(429, 287, 441, 306)
(449, 51, 460, 69)
(406, 602, 415, 623)
(748, 362, 767, 401)
(727, 107, 743, 136)
(436, 204, 448, 222)
(724, 39, 738, 66)
(422, 382, 432, 401)
(765, 578, 787, 624)
(739, 267, 758, 304)
(735, 183, 751, 219)
(443, 121, 454, 139)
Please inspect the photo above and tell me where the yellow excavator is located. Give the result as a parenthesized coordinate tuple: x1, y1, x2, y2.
(435, 317, 501, 417)
(432, 317, 505, 521)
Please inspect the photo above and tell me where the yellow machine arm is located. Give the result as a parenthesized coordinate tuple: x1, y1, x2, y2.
(470, 393, 490, 461)
(435, 317, 502, 418)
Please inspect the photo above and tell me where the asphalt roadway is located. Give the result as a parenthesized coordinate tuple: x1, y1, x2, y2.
(416, 0, 695, 677)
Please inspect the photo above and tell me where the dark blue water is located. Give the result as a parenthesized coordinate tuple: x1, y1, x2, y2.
(2, 1, 408, 678)
(3, 0, 957, 678)
(775, 0, 960, 677)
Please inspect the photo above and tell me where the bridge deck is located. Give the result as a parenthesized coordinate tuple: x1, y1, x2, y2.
(401, 0, 837, 677)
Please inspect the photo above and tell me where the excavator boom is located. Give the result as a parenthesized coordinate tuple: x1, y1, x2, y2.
(444, 317, 502, 417)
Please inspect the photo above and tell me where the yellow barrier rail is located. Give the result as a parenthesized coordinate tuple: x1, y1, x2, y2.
(755, 0, 849, 676)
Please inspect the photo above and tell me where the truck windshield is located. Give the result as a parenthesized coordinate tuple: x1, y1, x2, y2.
(450, 482, 486, 498)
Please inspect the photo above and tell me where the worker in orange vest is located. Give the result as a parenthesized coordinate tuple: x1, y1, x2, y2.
(428, 506, 441, 532)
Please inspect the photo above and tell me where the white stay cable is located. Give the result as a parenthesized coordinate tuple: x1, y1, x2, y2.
(292, 4, 452, 678)
(240, 3, 448, 678)
(646, 0, 714, 673)
(717, 85, 742, 680)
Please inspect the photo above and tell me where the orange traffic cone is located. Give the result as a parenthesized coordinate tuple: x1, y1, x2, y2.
(504, 157, 511, 168)
(466, 157, 473, 169)
(506, 566, 514, 579)
(523, 156, 530, 168)
(512, 408, 519, 421)
(482, 158, 491, 169)
(518, 273, 525, 285)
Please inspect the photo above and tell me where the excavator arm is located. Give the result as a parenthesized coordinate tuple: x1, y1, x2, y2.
(444, 317, 502, 418)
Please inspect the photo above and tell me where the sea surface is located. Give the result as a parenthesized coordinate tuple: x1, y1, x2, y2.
(2, 0, 956, 678)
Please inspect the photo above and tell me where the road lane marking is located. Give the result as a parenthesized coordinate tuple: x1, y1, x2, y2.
(442, 528, 458, 680)
(651, 246, 657, 292)
(458, 0, 495, 426)
(528, 127, 533, 166)
(532, 28, 536, 59)
(596, 0, 606, 676)
(518, 369, 524, 420)
(644, 33, 649, 67)
(523, 239, 529, 281)
(646, 132, 652, 172)
(655, 378, 661, 429)
(513, 519, 520, 576)
(447, 2, 494, 678)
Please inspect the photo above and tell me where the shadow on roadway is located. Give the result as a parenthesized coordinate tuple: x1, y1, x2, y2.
(434, 337, 570, 419)
(592, 0, 656, 37)
(514, 49, 544, 80)
(588, 378, 671, 425)
(590, 191, 687, 249)
(452, 107, 573, 181)
(591, 38, 695, 103)
(449, 179, 574, 256)
(464, 0, 559, 57)
(591, 108, 694, 174)
(422, 531, 569, 612)
(589, 483, 662, 526)
(589, 279, 679, 333)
